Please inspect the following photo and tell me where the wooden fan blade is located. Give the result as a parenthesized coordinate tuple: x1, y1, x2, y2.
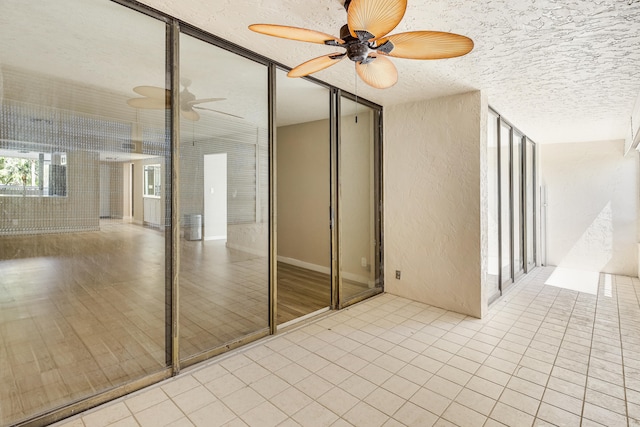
(181, 109, 200, 121)
(132, 85, 169, 98)
(355, 55, 398, 89)
(193, 106, 243, 119)
(347, 0, 407, 40)
(188, 97, 226, 106)
(127, 97, 167, 109)
(288, 53, 346, 78)
(249, 24, 343, 45)
(376, 31, 474, 59)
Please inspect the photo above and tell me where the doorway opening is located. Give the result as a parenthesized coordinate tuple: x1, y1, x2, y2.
(276, 73, 332, 326)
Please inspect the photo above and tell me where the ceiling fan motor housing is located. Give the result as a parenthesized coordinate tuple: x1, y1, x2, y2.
(339, 24, 374, 62)
(180, 88, 196, 111)
(346, 42, 370, 62)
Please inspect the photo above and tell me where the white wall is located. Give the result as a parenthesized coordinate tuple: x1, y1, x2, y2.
(204, 153, 227, 240)
(540, 140, 638, 276)
(384, 91, 486, 318)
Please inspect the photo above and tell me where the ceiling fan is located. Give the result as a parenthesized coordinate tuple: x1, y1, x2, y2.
(249, 0, 474, 89)
(126, 79, 241, 120)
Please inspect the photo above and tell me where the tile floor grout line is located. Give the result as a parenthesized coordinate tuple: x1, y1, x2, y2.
(531, 275, 582, 425)
(279, 297, 418, 425)
(380, 305, 454, 424)
(439, 272, 555, 425)
(615, 274, 635, 427)
(579, 272, 605, 427)
(345, 296, 451, 425)
(494, 275, 567, 424)
(371, 296, 493, 425)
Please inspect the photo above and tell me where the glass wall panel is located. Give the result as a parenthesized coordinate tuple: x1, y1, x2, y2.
(513, 130, 524, 277)
(487, 111, 500, 300)
(499, 122, 512, 285)
(276, 71, 331, 325)
(0, 1, 168, 424)
(490, 109, 537, 300)
(178, 33, 269, 361)
(526, 138, 535, 270)
(339, 97, 381, 303)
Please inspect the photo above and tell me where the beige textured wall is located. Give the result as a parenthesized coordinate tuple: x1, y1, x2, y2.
(277, 119, 331, 269)
(540, 140, 638, 276)
(384, 91, 485, 317)
(340, 112, 375, 284)
(276, 112, 376, 285)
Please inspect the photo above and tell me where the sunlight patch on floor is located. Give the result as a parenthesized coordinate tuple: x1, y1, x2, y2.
(545, 267, 600, 295)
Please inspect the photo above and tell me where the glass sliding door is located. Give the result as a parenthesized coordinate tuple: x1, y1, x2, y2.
(178, 32, 269, 363)
(489, 107, 538, 301)
(512, 130, 524, 279)
(338, 96, 382, 305)
(499, 122, 512, 288)
(525, 138, 536, 271)
(0, 1, 386, 424)
(0, 1, 169, 424)
(275, 71, 332, 325)
(487, 111, 500, 302)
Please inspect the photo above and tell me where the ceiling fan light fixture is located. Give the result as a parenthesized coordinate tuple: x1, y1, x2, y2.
(248, 0, 474, 89)
(126, 82, 237, 121)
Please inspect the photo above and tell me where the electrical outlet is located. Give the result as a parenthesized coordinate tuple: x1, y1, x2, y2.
(395, 270, 401, 280)
(361, 257, 367, 267)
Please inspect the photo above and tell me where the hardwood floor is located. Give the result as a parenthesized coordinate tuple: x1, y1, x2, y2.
(0, 221, 268, 426)
(277, 263, 331, 325)
(276, 263, 372, 325)
(0, 222, 167, 425)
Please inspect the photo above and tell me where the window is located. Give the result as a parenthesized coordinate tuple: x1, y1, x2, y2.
(0, 151, 66, 197)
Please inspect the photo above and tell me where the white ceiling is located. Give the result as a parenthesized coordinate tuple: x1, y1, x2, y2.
(134, 0, 640, 144)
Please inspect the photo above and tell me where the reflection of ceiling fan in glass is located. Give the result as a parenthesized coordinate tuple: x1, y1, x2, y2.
(250, 0, 474, 89)
(126, 79, 241, 120)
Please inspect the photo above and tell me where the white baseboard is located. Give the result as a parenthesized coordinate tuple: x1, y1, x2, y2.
(204, 235, 226, 241)
(225, 242, 268, 257)
(342, 271, 376, 288)
(277, 257, 374, 287)
(277, 256, 331, 275)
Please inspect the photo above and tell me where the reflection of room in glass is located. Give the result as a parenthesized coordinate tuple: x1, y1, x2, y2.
(0, 151, 67, 197)
(143, 164, 161, 197)
(0, 1, 170, 425)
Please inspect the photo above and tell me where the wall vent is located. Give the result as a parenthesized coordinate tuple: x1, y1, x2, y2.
(121, 142, 136, 152)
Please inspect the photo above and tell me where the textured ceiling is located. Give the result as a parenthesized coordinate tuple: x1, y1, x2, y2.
(134, 0, 640, 144)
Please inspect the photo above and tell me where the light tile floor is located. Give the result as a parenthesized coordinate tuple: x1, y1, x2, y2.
(52, 267, 640, 427)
